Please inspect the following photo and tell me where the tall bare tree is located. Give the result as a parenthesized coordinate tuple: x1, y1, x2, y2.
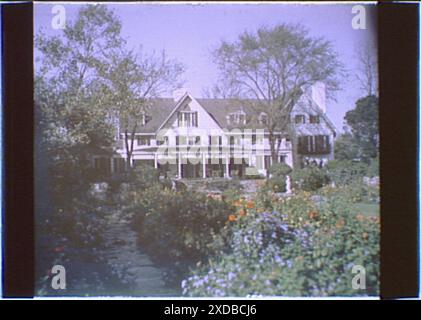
(355, 42, 378, 97)
(99, 48, 185, 170)
(212, 24, 344, 166)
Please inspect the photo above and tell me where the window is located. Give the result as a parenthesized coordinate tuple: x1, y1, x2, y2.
(295, 115, 306, 124)
(228, 111, 247, 125)
(309, 115, 320, 124)
(298, 135, 330, 154)
(209, 136, 222, 145)
(176, 136, 200, 145)
(259, 113, 268, 125)
(177, 111, 198, 127)
(137, 136, 151, 146)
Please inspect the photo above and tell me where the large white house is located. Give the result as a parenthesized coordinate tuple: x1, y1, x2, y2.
(92, 84, 336, 179)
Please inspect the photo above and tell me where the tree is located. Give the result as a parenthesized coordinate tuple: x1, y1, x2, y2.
(99, 48, 184, 170)
(212, 24, 344, 166)
(355, 42, 378, 97)
(35, 4, 125, 186)
(344, 95, 379, 162)
(334, 133, 360, 161)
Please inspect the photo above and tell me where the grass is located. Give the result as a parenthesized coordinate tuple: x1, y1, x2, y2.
(352, 202, 379, 216)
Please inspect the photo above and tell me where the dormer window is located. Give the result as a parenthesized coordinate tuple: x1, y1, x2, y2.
(177, 111, 198, 127)
(309, 115, 320, 124)
(295, 114, 306, 124)
(259, 112, 268, 125)
(137, 136, 151, 146)
(228, 110, 247, 125)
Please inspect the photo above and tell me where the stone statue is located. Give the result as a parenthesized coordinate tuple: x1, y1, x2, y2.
(286, 175, 292, 194)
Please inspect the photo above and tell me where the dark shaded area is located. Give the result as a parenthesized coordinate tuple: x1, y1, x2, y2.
(2, 3, 34, 297)
(379, 3, 419, 299)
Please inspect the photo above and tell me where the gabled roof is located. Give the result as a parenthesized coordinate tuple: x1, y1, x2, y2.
(119, 94, 336, 136)
(119, 98, 175, 133)
(197, 99, 268, 130)
(294, 91, 337, 136)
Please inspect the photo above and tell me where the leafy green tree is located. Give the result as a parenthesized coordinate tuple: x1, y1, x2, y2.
(35, 5, 125, 187)
(334, 133, 360, 161)
(211, 24, 344, 166)
(344, 95, 379, 162)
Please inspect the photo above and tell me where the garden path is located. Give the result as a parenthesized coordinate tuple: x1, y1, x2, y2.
(60, 204, 179, 297)
(99, 206, 178, 296)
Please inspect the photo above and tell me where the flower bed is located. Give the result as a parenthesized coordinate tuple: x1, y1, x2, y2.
(182, 190, 379, 297)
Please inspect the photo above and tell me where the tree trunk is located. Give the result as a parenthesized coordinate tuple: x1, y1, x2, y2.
(288, 127, 301, 169)
(268, 131, 278, 165)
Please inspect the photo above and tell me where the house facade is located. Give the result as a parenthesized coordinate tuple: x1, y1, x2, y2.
(93, 84, 336, 179)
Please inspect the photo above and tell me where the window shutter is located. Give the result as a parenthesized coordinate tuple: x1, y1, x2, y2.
(194, 112, 198, 127)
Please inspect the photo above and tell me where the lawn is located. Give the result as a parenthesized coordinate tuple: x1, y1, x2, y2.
(352, 202, 379, 216)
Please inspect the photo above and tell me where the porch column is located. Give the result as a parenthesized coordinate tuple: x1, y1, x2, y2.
(202, 153, 207, 178)
(110, 157, 115, 174)
(225, 156, 230, 178)
(154, 153, 158, 169)
(178, 152, 182, 179)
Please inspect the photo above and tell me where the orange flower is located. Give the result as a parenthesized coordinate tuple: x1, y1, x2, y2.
(246, 201, 255, 209)
(356, 214, 365, 222)
(228, 214, 237, 222)
(309, 211, 319, 219)
(336, 218, 345, 229)
(233, 200, 242, 207)
(238, 209, 246, 216)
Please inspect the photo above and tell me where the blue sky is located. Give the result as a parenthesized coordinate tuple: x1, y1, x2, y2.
(34, 2, 377, 131)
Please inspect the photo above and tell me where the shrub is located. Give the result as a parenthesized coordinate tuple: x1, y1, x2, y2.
(264, 163, 292, 193)
(204, 178, 243, 193)
(130, 187, 235, 285)
(291, 166, 330, 191)
(324, 160, 368, 186)
(366, 157, 379, 178)
(182, 192, 379, 297)
(265, 176, 287, 193)
(130, 164, 160, 190)
(268, 163, 292, 177)
(222, 187, 243, 204)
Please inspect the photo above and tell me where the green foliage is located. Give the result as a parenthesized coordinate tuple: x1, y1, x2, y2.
(182, 191, 379, 297)
(204, 178, 243, 193)
(130, 187, 235, 284)
(291, 166, 330, 191)
(334, 133, 360, 161)
(344, 95, 379, 162)
(131, 164, 160, 190)
(265, 176, 287, 193)
(268, 163, 292, 177)
(366, 157, 379, 178)
(35, 5, 126, 196)
(324, 160, 367, 186)
(265, 163, 292, 192)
